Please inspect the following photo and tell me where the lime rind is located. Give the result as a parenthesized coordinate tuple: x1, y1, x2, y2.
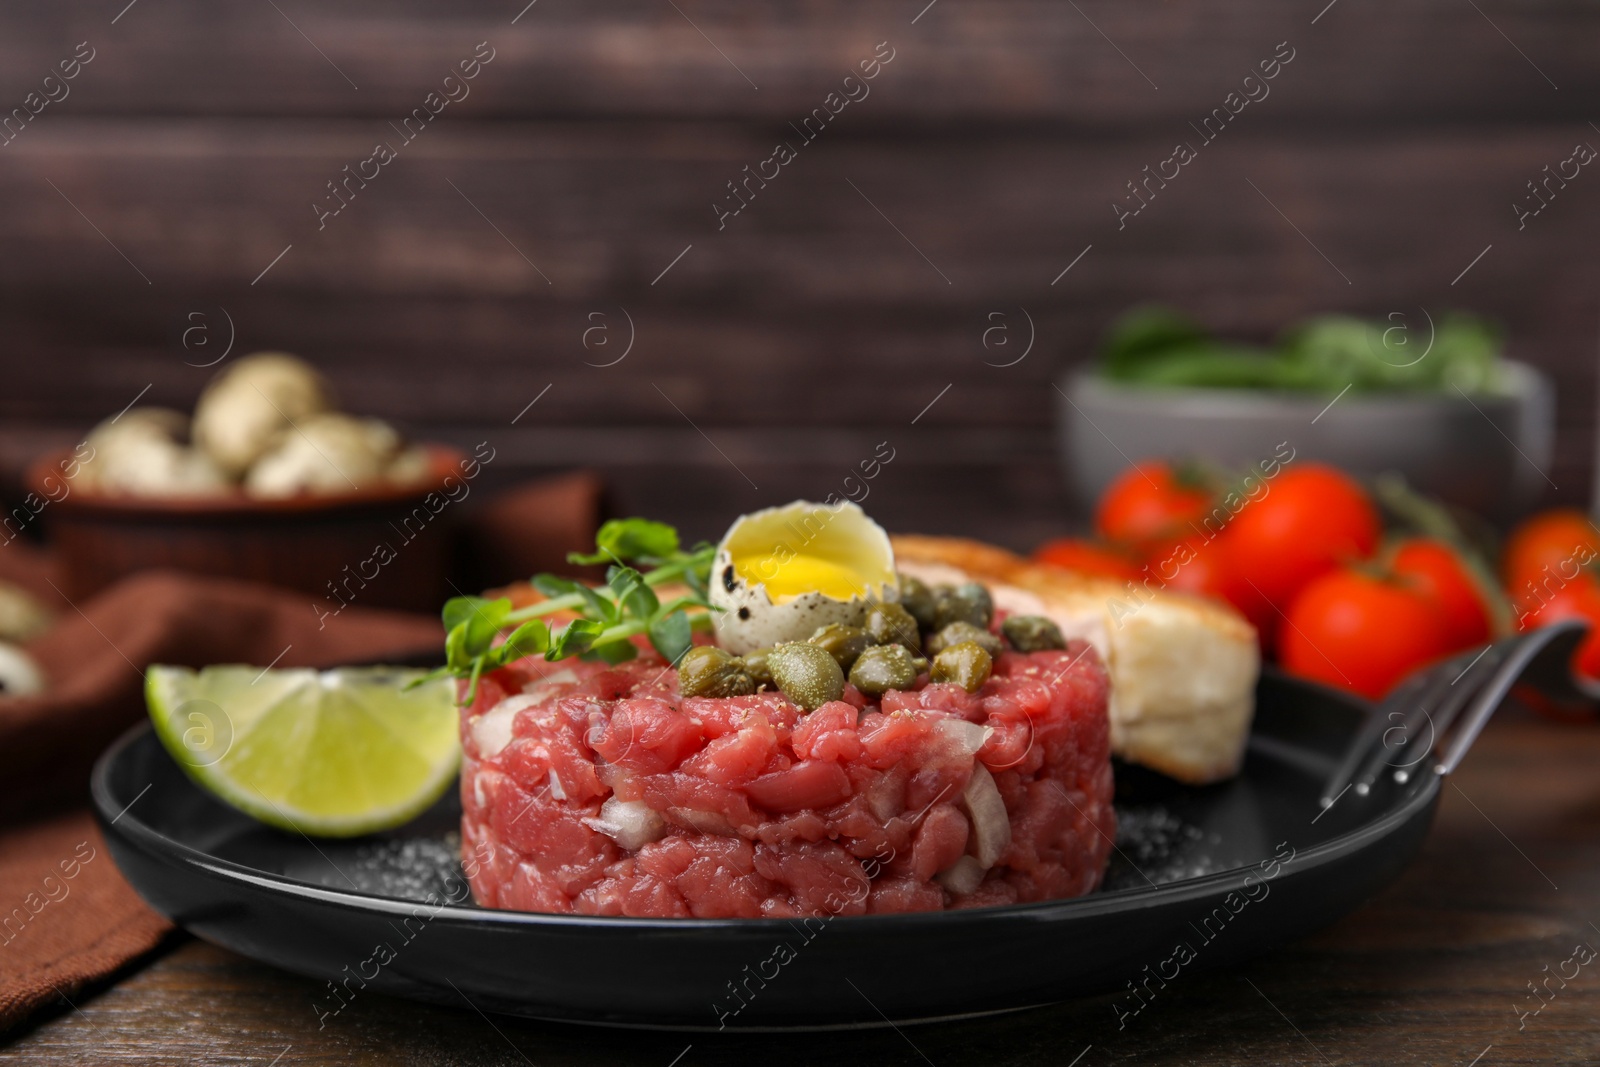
(146, 664, 460, 838)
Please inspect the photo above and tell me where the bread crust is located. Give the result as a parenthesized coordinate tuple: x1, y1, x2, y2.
(891, 534, 1259, 784)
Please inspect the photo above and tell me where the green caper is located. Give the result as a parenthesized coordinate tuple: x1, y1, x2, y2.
(898, 573, 938, 629)
(742, 646, 775, 688)
(1002, 614, 1066, 652)
(925, 620, 1003, 658)
(930, 641, 992, 694)
(767, 642, 845, 711)
(864, 602, 921, 653)
(848, 643, 924, 697)
(934, 581, 994, 629)
(677, 645, 756, 698)
(807, 623, 874, 671)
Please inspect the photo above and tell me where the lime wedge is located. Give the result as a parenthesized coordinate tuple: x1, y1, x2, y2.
(146, 665, 460, 838)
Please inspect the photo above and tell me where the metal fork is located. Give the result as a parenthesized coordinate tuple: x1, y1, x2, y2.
(1320, 619, 1593, 809)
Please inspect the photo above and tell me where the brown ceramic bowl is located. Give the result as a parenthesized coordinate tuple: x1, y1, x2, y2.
(27, 443, 468, 613)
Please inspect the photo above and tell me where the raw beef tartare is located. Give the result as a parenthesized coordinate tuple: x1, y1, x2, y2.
(459, 641, 1114, 917)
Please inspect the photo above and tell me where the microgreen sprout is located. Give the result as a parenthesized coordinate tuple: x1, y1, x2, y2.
(413, 518, 716, 703)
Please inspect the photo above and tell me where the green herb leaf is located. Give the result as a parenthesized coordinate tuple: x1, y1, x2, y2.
(548, 619, 604, 661)
(608, 565, 660, 621)
(568, 518, 681, 566)
(442, 595, 493, 634)
(436, 518, 715, 704)
(588, 639, 639, 665)
(444, 622, 471, 672)
(495, 619, 551, 664)
(463, 598, 513, 654)
(532, 575, 616, 626)
(647, 609, 693, 665)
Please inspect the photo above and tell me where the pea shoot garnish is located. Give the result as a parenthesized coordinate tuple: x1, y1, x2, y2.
(418, 518, 716, 703)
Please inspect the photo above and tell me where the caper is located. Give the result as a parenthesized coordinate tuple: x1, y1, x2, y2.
(848, 643, 924, 697)
(677, 645, 755, 698)
(864, 602, 921, 653)
(1002, 614, 1066, 652)
(931, 641, 992, 693)
(925, 620, 1003, 658)
(807, 623, 874, 671)
(742, 646, 775, 688)
(898, 573, 938, 630)
(934, 581, 994, 630)
(767, 642, 845, 711)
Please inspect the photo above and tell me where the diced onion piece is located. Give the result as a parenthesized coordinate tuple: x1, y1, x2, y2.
(935, 717, 993, 757)
(866, 768, 906, 822)
(585, 797, 667, 851)
(935, 855, 987, 896)
(470, 694, 540, 759)
(963, 763, 1011, 868)
(521, 668, 578, 699)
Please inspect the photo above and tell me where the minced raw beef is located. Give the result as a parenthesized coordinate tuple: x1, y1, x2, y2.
(459, 641, 1114, 918)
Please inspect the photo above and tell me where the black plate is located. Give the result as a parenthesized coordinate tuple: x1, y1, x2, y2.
(92, 670, 1432, 1030)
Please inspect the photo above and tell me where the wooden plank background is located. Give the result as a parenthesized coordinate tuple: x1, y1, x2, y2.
(0, 0, 1595, 550)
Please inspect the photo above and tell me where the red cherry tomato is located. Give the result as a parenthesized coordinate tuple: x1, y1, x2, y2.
(1389, 538, 1493, 649)
(1144, 533, 1272, 639)
(1502, 508, 1600, 606)
(1223, 464, 1381, 618)
(1094, 461, 1214, 550)
(1278, 568, 1454, 700)
(1033, 538, 1142, 582)
(1517, 576, 1600, 683)
(1148, 534, 1234, 601)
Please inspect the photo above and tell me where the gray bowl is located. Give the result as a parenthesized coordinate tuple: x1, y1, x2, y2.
(1057, 361, 1554, 525)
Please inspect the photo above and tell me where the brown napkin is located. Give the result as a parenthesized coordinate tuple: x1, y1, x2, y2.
(0, 469, 606, 1033)
(0, 570, 444, 1033)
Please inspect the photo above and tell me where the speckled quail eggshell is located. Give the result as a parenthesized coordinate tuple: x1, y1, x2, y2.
(0, 641, 45, 696)
(708, 500, 897, 655)
(193, 352, 332, 477)
(244, 414, 398, 498)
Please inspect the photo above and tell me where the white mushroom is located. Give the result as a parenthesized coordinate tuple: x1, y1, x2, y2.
(193, 352, 332, 478)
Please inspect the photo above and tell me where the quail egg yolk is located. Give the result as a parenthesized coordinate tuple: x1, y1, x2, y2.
(733, 552, 870, 604)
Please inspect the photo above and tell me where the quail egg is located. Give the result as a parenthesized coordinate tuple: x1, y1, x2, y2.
(74, 407, 229, 496)
(0, 642, 45, 697)
(244, 413, 403, 497)
(708, 500, 897, 654)
(193, 352, 332, 478)
(0, 582, 50, 642)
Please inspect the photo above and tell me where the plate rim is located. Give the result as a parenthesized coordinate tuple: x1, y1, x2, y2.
(92, 705, 1440, 933)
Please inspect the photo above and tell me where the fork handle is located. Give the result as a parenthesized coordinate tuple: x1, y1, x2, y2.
(1435, 620, 1589, 776)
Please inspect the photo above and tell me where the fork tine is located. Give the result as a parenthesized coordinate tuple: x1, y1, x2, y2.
(1320, 664, 1436, 807)
(1352, 645, 1493, 796)
(1321, 622, 1592, 811)
(1390, 643, 1501, 785)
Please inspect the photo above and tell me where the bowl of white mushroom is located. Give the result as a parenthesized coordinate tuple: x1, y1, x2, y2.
(28, 353, 466, 611)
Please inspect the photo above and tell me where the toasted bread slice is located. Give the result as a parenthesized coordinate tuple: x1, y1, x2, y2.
(891, 535, 1259, 784)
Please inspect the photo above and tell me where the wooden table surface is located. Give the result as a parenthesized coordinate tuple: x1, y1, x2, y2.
(6, 701, 1600, 1066)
